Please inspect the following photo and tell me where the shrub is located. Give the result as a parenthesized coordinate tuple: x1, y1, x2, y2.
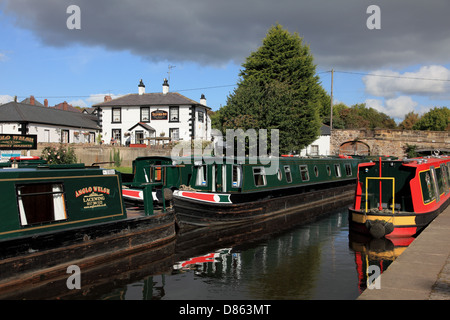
(41, 145, 77, 164)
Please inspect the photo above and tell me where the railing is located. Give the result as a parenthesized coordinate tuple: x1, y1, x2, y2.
(365, 177, 396, 214)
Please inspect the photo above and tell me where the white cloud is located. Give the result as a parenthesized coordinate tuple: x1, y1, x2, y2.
(365, 96, 434, 122)
(86, 93, 125, 106)
(68, 99, 88, 108)
(0, 53, 8, 62)
(0, 95, 14, 104)
(363, 65, 450, 98)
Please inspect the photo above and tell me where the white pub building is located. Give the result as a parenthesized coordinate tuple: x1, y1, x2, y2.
(94, 79, 211, 146)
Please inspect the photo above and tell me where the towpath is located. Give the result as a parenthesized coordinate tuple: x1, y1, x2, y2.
(358, 205, 450, 300)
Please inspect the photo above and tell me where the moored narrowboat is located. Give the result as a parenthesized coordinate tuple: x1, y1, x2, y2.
(0, 163, 176, 293)
(122, 156, 192, 204)
(172, 156, 363, 227)
(349, 156, 450, 238)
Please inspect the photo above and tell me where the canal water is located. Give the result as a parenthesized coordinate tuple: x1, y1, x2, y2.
(77, 206, 401, 300)
(9, 205, 408, 300)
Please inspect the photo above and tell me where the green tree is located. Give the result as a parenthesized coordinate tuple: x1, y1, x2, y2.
(331, 103, 396, 129)
(399, 111, 420, 130)
(413, 107, 450, 131)
(220, 23, 326, 153)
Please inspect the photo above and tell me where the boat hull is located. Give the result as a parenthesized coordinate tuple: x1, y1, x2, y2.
(174, 181, 356, 227)
(348, 195, 450, 238)
(0, 210, 176, 294)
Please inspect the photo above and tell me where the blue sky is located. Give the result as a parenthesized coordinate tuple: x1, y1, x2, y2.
(1, 0, 450, 124)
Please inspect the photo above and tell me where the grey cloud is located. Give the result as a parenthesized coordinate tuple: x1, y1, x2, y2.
(2, 0, 450, 69)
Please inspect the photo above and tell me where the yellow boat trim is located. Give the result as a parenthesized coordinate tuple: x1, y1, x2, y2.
(351, 211, 416, 226)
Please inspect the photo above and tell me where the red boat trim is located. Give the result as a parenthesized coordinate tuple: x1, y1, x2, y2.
(177, 191, 232, 204)
(122, 189, 143, 200)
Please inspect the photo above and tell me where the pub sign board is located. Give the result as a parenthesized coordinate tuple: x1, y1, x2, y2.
(151, 110, 168, 120)
(0, 134, 38, 150)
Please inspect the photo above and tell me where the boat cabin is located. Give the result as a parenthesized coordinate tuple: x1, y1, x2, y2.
(0, 164, 126, 241)
(354, 156, 450, 214)
(178, 156, 362, 194)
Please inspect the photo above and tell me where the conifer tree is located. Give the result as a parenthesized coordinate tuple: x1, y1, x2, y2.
(220, 23, 328, 153)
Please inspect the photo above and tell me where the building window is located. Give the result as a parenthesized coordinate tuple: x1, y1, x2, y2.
(169, 106, 179, 122)
(111, 129, 121, 145)
(253, 167, 266, 187)
(61, 130, 69, 143)
(112, 108, 121, 123)
(198, 110, 204, 123)
(299, 165, 310, 181)
(141, 107, 150, 122)
(17, 183, 67, 226)
(135, 130, 144, 144)
(169, 128, 180, 141)
(310, 145, 319, 156)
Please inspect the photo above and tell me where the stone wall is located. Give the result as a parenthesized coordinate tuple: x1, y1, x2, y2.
(331, 129, 450, 158)
(29, 143, 171, 167)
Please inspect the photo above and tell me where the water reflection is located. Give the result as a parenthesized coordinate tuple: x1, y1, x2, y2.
(1, 206, 415, 300)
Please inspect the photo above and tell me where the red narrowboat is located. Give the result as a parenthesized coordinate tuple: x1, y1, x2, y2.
(349, 156, 450, 238)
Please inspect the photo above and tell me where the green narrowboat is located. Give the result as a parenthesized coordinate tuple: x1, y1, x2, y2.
(0, 163, 176, 290)
(172, 155, 363, 227)
(122, 156, 193, 204)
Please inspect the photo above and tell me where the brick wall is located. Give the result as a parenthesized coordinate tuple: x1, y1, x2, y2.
(331, 129, 450, 158)
(30, 143, 171, 167)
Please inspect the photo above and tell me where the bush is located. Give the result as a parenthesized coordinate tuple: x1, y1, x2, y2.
(41, 145, 77, 164)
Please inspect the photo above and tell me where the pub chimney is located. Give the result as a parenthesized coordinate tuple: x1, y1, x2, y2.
(200, 94, 207, 106)
(138, 79, 145, 95)
(162, 78, 169, 95)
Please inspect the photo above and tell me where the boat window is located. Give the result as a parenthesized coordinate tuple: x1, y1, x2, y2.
(345, 163, 352, 176)
(420, 171, 437, 204)
(195, 165, 207, 186)
(253, 167, 267, 187)
(284, 166, 292, 183)
(326, 165, 331, 176)
(232, 165, 242, 188)
(334, 164, 341, 177)
(314, 166, 319, 177)
(430, 167, 440, 203)
(299, 165, 309, 181)
(441, 165, 449, 194)
(277, 168, 282, 181)
(16, 183, 67, 226)
(436, 167, 446, 195)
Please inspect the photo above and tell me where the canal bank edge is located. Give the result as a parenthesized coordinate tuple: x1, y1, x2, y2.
(358, 205, 450, 300)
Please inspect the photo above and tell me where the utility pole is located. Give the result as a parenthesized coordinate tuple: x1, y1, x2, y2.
(330, 68, 334, 130)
